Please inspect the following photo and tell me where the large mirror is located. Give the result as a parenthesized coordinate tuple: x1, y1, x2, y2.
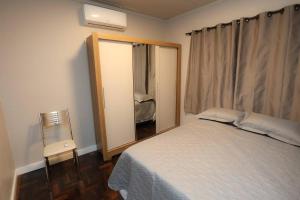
(132, 43, 156, 141)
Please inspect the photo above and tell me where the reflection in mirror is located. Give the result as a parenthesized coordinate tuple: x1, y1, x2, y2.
(133, 43, 156, 141)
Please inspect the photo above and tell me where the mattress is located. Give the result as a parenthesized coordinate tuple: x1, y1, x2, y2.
(108, 119, 300, 200)
(134, 100, 155, 123)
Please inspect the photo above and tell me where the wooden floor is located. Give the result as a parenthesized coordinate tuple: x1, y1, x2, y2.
(16, 151, 121, 200)
(136, 120, 156, 140)
(17, 123, 156, 199)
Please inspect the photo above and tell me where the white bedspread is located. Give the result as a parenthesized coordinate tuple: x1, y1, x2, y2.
(108, 119, 300, 200)
(135, 100, 155, 123)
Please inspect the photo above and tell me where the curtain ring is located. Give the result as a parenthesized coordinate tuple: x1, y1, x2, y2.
(280, 9, 284, 14)
(245, 18, 249, 22)
(267, 12, 272, 17)
(295, 5, 300, 11)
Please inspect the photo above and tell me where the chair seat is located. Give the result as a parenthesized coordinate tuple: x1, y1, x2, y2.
(43, 139, 76, 157)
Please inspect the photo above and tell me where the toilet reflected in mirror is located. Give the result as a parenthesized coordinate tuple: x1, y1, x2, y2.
(132, 43, 156, 141)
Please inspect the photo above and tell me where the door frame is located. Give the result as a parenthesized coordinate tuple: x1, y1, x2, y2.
(86, 33, 181, 160)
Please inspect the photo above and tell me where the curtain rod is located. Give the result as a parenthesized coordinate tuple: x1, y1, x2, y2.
(185, 4, 299, 36)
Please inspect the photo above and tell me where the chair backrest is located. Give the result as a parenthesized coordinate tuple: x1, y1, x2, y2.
(40, 109, 73, 146)
(40, 110, 69, 128)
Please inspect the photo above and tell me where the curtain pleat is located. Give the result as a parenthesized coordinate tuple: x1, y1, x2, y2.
(133, 45, 156, 97)
(184, 22, 238, 114)
(147, 45, 156, 98)
(234, 5, 300, 121)
(280, 7, 300, 121)
(133, 45, 147, 94)
(185, 4, 300, 121)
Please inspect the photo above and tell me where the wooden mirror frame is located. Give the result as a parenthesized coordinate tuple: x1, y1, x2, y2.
(87, 33, 181, 160)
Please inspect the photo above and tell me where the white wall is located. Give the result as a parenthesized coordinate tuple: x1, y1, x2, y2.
(0, 0, 166, 168)
(166, 0, 300, 124)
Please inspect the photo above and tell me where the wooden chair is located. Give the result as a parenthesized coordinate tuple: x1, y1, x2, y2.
(40, 109, 79, 181)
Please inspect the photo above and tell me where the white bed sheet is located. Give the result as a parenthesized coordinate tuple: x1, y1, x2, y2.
(108, 119, 300, 200)
(135, 100, 155, 123)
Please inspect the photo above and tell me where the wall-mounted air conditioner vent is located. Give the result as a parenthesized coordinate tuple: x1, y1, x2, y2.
(83, 4, 127, 31)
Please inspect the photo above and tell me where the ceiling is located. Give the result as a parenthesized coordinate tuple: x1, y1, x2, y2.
(92, 0, 216, 19)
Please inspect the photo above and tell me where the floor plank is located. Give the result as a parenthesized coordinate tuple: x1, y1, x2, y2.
(136, 120, 156, 140)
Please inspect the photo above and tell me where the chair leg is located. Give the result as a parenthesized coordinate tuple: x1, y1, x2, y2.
(73, 149, 79, 167)
(73, 149, 80, 179)
(45, 157, 50, 181)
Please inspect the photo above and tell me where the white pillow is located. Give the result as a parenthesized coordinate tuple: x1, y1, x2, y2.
(197, 108, 244, 124)
(134, 93, 153, 103)
(238, 112, 300, 146)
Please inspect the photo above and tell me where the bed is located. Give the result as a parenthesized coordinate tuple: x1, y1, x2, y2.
(134, 93, 156, 123)
(134, 100, 155, 123)
(108, 118, 300, 200)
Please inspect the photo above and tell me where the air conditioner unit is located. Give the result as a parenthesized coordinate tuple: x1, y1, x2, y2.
(83, 4, 127, 31)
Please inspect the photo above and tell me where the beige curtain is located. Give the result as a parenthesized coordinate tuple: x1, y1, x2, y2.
(133, 44, 147, 94)
(234, 5, 300, 121)
(185, 5, 300, 121)
(147, 45, 156, 98)
(133, 44, 156, 97)
(185, 22, 239, 114)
